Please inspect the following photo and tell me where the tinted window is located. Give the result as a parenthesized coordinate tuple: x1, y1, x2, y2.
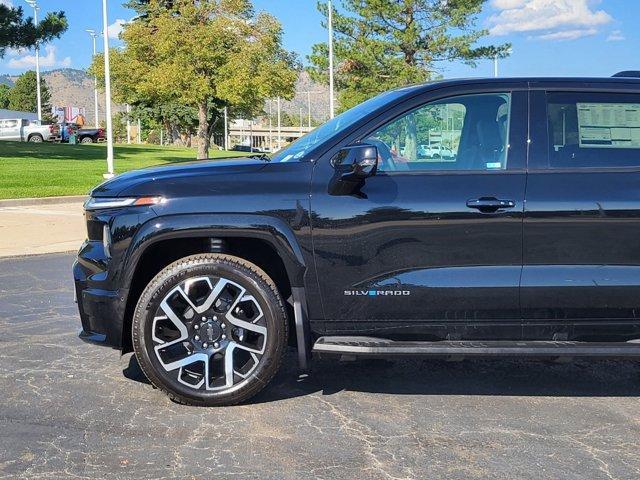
(547, 92, 640, 168)
(270, 87, 414, 163)
(366, 93, 511, 172)
(4, 120, 18, 128)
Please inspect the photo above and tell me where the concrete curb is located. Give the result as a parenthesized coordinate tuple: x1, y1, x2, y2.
(0, 195, 88, 208)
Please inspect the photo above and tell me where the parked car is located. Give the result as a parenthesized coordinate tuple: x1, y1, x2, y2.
(418, 144, 456, 160)
(0, 118, 60, 142)
(231, 144, 264, 153)
(75, 73, 640, 406)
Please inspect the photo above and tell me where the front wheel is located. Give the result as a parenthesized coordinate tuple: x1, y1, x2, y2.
(132, 254, 288, 406)
(80, 136, 94, 144)
(28, 134, 43, 143)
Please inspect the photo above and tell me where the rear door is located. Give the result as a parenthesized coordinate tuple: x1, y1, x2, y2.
(310, 84, 528, 339)
(523, 85, 640, 341)
(1, 119, 22, 141)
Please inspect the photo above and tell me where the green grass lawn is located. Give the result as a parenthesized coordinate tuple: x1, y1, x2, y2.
(0, 142, 244, 199)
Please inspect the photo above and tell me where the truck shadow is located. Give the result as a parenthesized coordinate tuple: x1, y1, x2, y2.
(123, 349, 640, 404)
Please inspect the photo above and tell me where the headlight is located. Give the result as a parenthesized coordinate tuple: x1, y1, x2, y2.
(84, 196, 164, 210)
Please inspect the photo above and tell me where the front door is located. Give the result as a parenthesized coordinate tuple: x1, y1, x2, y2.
(310, 87, 528, 339)
(523, 88, 640, 341)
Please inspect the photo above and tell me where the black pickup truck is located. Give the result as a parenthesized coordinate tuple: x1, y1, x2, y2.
(74, 74, 640, 406)
(61, 123, 106, 143)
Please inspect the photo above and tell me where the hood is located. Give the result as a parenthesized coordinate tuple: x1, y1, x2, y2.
(91, 157, 268, 197)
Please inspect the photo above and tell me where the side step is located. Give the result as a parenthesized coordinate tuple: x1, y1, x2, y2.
(313, 336, 640, 357)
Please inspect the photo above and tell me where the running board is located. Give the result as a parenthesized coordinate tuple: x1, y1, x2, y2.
(313, 337, 640, 357)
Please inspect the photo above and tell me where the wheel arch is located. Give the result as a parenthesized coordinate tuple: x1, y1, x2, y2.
(119, 213, 311, 370)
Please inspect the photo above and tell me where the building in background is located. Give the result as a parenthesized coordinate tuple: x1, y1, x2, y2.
(0, 109, 38, 121)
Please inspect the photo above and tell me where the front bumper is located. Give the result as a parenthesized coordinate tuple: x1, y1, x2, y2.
(73, 242, 128, 349)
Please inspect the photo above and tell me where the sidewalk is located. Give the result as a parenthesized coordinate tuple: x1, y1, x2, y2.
(0, 200, 86, 258)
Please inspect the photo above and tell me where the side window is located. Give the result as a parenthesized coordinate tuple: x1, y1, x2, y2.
(547, 92, 640, 168)
(4, 120, 18, 129)
(366, 93, 511, 172)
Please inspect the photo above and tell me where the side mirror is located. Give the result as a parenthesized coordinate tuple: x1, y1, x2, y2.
(332, 144, 379, 181)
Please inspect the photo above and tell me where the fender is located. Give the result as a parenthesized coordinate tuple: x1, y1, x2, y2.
(119, 212, 312, 371)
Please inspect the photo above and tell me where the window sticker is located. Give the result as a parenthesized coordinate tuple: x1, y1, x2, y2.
(577, 103, 640, 148)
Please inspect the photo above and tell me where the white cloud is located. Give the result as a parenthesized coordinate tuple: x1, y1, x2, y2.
(607, 30, 625, 42)
(7, 45, 71, 69)
(0, 0, 13, 7)
(489, 0, 613, 40)
(107, 19, 129, 40)
(535, 28, 598, 41)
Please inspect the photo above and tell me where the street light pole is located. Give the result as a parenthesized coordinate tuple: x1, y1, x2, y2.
(277, 97, 282, 151)
(494, 55, 498, 78)
(224, 106, 229, 151)
(86, 30, 100, 128)
(268, 100, 273, 152)
(307, 90, 312, 129)
(25, 0, 42, 121)
(101, 0, 115, 178)
(328, 0, 335, 119)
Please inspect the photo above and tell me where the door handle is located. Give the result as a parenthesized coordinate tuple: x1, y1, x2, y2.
(466, 197, 515, 213)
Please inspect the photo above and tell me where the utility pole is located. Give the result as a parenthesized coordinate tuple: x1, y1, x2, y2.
(25, 0, 42, 121)
(86, 30, 100, 128)
(494, 55, 498, 78)
(101, 0, 115, 178)
(328, 0, 335, 119)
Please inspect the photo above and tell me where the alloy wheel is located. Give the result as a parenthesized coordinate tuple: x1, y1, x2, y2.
(151, 276, 268, 392)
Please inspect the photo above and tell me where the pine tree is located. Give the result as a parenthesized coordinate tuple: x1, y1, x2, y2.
(309, 0, 510, 111)
(0, 5, 67, 57)
(7, 70, 52, 115)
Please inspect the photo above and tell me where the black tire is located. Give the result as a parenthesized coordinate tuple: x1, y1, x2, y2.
(80, 136, 94, 144)
(28, 134, 43, 143)
(132, 254, 288, 406)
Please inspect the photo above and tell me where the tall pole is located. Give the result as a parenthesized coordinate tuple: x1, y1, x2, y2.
(299, 108, 303, 134)
(224, 107, 229, 150)
(268, 101, 273, 152)
(126, 104, 131, 144)
(328, 0, 335, 119)
(102, 0, 115, 178)
(307, 91, 312, 129)
(137, 118, 141, 144)
(494, 55, 498, 78)
(87, 30, 100, 128)
(25, 1, 42, 121)
(277, 97, 282, 151)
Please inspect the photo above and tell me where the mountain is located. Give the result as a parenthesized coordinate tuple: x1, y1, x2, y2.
(0, 75, 14, 87)
(1, 68, 331, 123)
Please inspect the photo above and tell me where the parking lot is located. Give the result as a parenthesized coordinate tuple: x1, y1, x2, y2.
(1, 252, 639, 479)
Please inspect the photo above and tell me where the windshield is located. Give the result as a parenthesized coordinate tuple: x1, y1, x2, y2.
(270, 88, 409, 163)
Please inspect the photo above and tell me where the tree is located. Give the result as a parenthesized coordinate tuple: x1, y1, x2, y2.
(93, 0, 298, 159)
(0, 84, 10, 109)
(7, 70, 52, 115)
(308, 0, 511, 111)
(0, 5, 67, 58)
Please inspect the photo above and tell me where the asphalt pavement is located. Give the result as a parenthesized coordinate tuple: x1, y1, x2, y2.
(1, 253, 640, 479)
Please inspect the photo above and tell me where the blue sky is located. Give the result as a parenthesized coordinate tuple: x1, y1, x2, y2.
(0, 0, 637, 79)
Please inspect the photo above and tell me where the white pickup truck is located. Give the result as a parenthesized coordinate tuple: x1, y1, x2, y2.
(0, 118, 61, 143)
